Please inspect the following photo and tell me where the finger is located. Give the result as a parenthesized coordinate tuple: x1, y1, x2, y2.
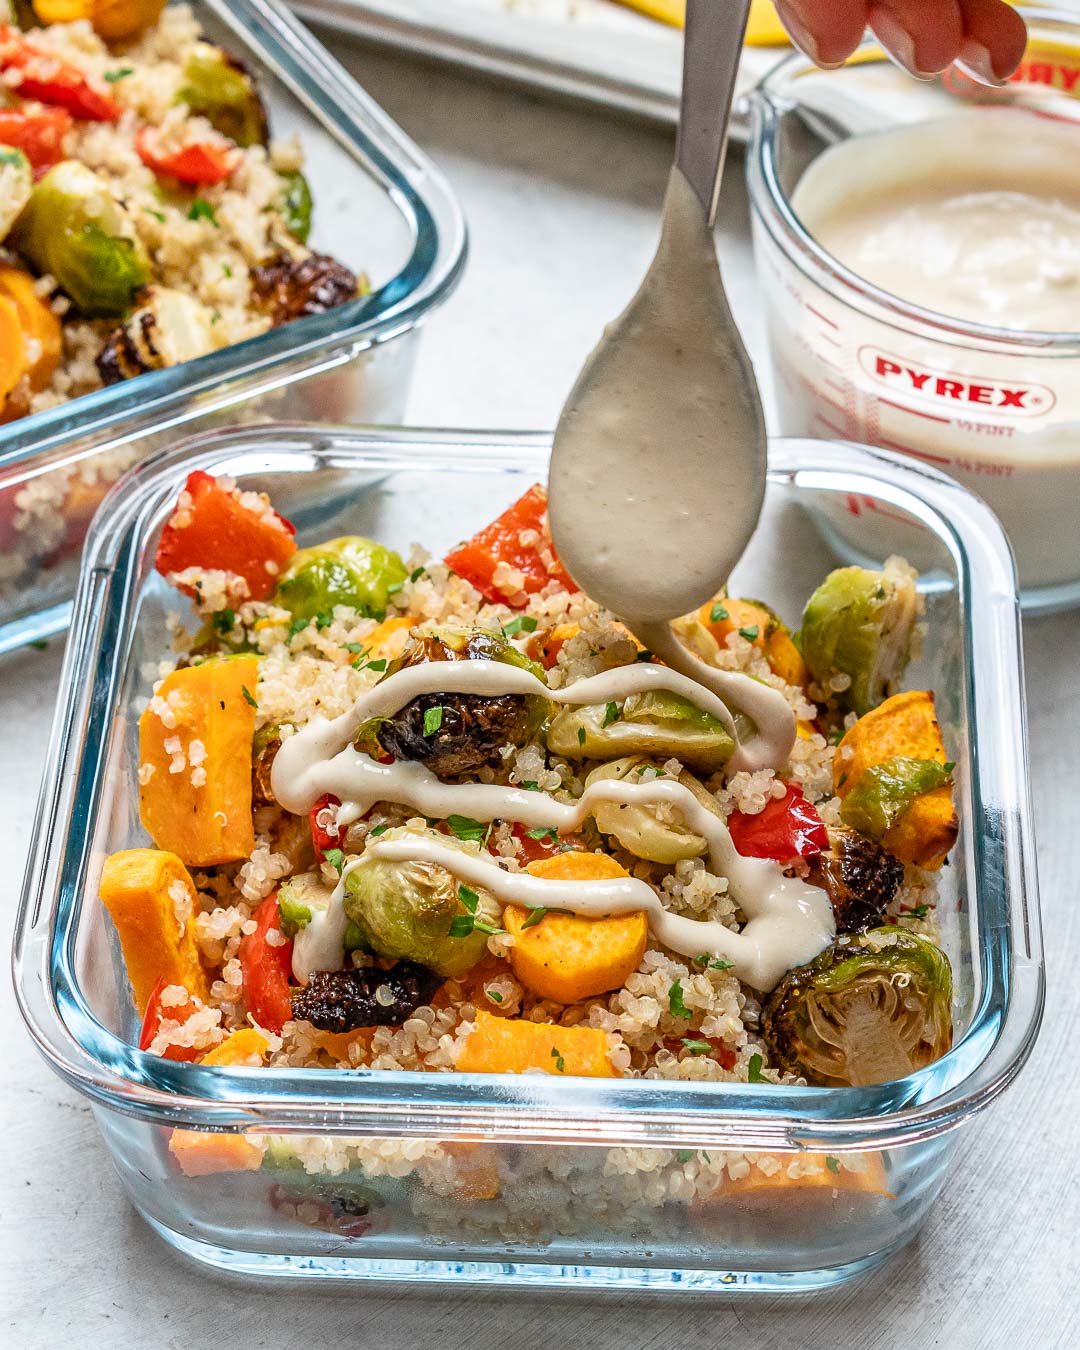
(868, 0, 965, 78)
(957, 0, 1028, 84)
(775, 0, 869, 68)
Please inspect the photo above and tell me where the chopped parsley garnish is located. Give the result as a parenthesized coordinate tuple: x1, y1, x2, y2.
(147, 208, 166, 223)
(457, 884, 479, 913)
(241, 685, 257, 709)
(447, 816, 494, 846)
(910, 904, 930, 920)
(550, 1047, 566, 1073)
(104, 66, 134, 82)
(521, 907, 548, 929)
(746, 1053, 768, 1084)
(314, 611, 333, 631)
(944, 761, 956, 774)
(409, 566, 426, 583)
(826, 1155, 841, 1175)
(738, 626, 760, 642)
(486, 989, 503, 1004)
(525, 827, 558, 842)
(668, 979, 691, 1019)
(675, 1149, 696, 1164)
(695, 953, 735, 972)
(448, 913, 504, 939)
(222, 262, 233, 278)
(211, 609, 235, 635)
(502, 615, 538, 637)
(365, 658, 387, 673)
(368, 824, 388, 837)
(423, 706, 444, 736)
(601, 701, 620, 728)
(710, 602, 729, 624)
(681, 1039, 713, 1056)
(188, 199, 218, 226)
(577, 727, 586, 748)
(324, 848, 344, 875)
(522, 780, 540, 792)
(288, 616, 309, 639)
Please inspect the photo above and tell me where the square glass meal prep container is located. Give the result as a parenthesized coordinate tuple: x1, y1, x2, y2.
(0, 0, 466, 657)
(14, 426, 1043, 1293)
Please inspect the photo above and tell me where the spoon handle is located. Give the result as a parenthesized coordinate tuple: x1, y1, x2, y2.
(676, 0, 753, 225)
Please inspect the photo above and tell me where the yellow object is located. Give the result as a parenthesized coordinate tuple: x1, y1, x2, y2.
(363, 614, 416, 660)
(697, 1152, 892, 1205)
(169, 1129, 265, 1177)
(31, 0, 166, 42)
(138, 656, 258, 867)
(699, 596, 772, 650)
(99, 848, 208, 1012)
(457, 1010, 617, 1078)
(0, 266, 62, 394)
(611, 0, 789, 46)
(199, 1028, 269, 1067)
(0, 295, 26, 406)
(610, 0, 685, 27)
(503, 852, 648, 1004)
(834, 690, 958, 871)
(764, 628, 809, 689)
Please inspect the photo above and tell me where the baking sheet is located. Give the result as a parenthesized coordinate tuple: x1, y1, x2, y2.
(291, 0, 786, 129)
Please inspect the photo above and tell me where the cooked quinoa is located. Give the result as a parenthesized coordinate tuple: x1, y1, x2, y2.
(100, 474, 956, 1224)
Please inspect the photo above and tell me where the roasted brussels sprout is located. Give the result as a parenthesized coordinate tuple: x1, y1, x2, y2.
(251, 250, 359, 326)
(96, 285, 218, 385)
(364, 628, 550, 779)
(800, 562, 918, 715)
(177, 43, 268, 147)
(12, 161, 149, 317)
(808, 830, 904, 934)
(762, 926, 952, 1087)
(0, 145, 32, 240)
(277, 169, 312, 243)
(252, 723, 280, 809)
(274, 536, 407, 623)
(840, 756, 953, 843)
(586, 757, 721, 864)
(291, 960, 443, 1033)
(547, 689, 734, 772)
(343, 830, 500, 978)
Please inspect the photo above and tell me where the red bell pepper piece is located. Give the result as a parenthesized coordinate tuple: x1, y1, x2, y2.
(728, 784, 829, 862)
(138, 976, 201, 1062)
(444, 484, 576, 607)
(135, 126, 239, 185)
(154, 469, 297, 602)
(0, 107, 71, 177)
(239, 894, 294, 1034)
(310, 793, 342, 863)
(0, 27, 120, 122)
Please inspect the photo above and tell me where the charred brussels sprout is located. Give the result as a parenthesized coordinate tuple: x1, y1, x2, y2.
(12, 161, 149, 317)
(277, 169, 312, 243)
(275, 536, 407, 623)
(342, 831, 500, 978)
(800, 562, 918, 715)
(762, 926, 952, 1087)
(808, 830, 904, 934)
(840, 757, 952, 842)
(586, 757, 720, 864)
(251, 250, 359, 326)
(177, 43, 268, 147)
(291, 960, 443, 1033)
(547, 689, 734, 772)
(97, 285, 218, 385)
(364, 628, 550, 779)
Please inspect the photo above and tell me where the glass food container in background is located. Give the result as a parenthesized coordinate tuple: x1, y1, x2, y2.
(14, 426, 1043, 1293)
(747, 7, 1080, 612)
(0, 0, 466, 656)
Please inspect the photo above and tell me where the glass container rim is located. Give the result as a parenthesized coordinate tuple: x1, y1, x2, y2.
(12, 425, 1045, 1154)
(746, 6, 1080, 353)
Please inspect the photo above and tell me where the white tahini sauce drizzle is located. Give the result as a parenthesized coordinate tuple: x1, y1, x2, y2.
(273, 659, 828, 993)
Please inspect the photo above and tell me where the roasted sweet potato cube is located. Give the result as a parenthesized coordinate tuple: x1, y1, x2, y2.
(457, 1010, 617, 1078)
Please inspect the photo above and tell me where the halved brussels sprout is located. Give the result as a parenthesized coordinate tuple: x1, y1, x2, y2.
(0, 146, 32, 241)
(547, 689, 734, 772)
(277, 169, 312, 243)
(762, 926, 952, 1087)
(277, 871, 332, 938)
(343, 830, 500, 978)
(800, 561, 918, 715)
(361, 628, 550, 779)
(177, 43, 268, 147)
(275, 536, 407, 623)
(12, 161, 150, 317)
(586, 757, 722, 864)
(840, 756, 952, 842)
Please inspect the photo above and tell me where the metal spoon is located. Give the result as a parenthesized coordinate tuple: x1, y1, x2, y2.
(548, 0, 765, 627)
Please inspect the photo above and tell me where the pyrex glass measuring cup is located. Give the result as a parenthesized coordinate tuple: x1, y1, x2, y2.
(746, 7, 1080, 611)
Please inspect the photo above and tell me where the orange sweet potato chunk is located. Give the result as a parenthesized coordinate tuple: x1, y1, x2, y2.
(169, 1129, 265, 1177)
(457, 1010, 617, 1078)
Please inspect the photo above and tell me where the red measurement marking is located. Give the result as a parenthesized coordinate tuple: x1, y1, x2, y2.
(843, 494, 911, 525)
(877, 436, 952, 466)
(879, 396, 952, 425)
(824, 377, 847, 397)
(806, 303, 839, 330)
(814, 412, 851, 439)
(819, 333, 843, 349)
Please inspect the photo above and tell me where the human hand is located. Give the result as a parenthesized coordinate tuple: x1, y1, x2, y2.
(774, 0, 1028, 85)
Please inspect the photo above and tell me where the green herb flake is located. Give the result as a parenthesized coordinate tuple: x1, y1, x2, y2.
(577, 727, 587, 748)
(486, 989, 503, 1004)
(365, 658, 387, 673)
(386, 581, 404, 596)
(710, 603, 729, 624)
(522, 780, 540, 792)
(188, 199, 218, 226)
(551, 1047, 566, 1073)
(826, 1155, 841, 1175)
(695, 953, 734, 972)
(747, 1053, 768, 1084)
(147, 208, 166, 223)
(29, 639, 48, 651)
(409, 566, 426, 583)
(314, 611, 333, 632)
(521, 907, 548, 930)
(503, 615, 539, 637)
(668, 979, 691, 1019)
(288, 616, 309, 639)
(601, 700, 620, 728)
(738, 626, 760, 642)
(910, 903, 930, 920)
(104, 66, 134, 82)
(447, 914, 475, 939)
(324, 848, 344, 876)
(423, 706, 444, 736)
(525, 827, 558, 842)
(211, 609, 235, 635)
(368, 824, 388, 838)
(457, 884, 480, 914)
(222, 262, 233, 278)
(447, 815, 488, 843)
(944, 761, 956, 774)
(241, 685, 257, 709)
(675, 1149, 696, 1164)
(681, 1039, 714, 1056)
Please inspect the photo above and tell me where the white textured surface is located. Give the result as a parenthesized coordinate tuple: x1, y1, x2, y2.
(1, 35, 1077, 1350)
